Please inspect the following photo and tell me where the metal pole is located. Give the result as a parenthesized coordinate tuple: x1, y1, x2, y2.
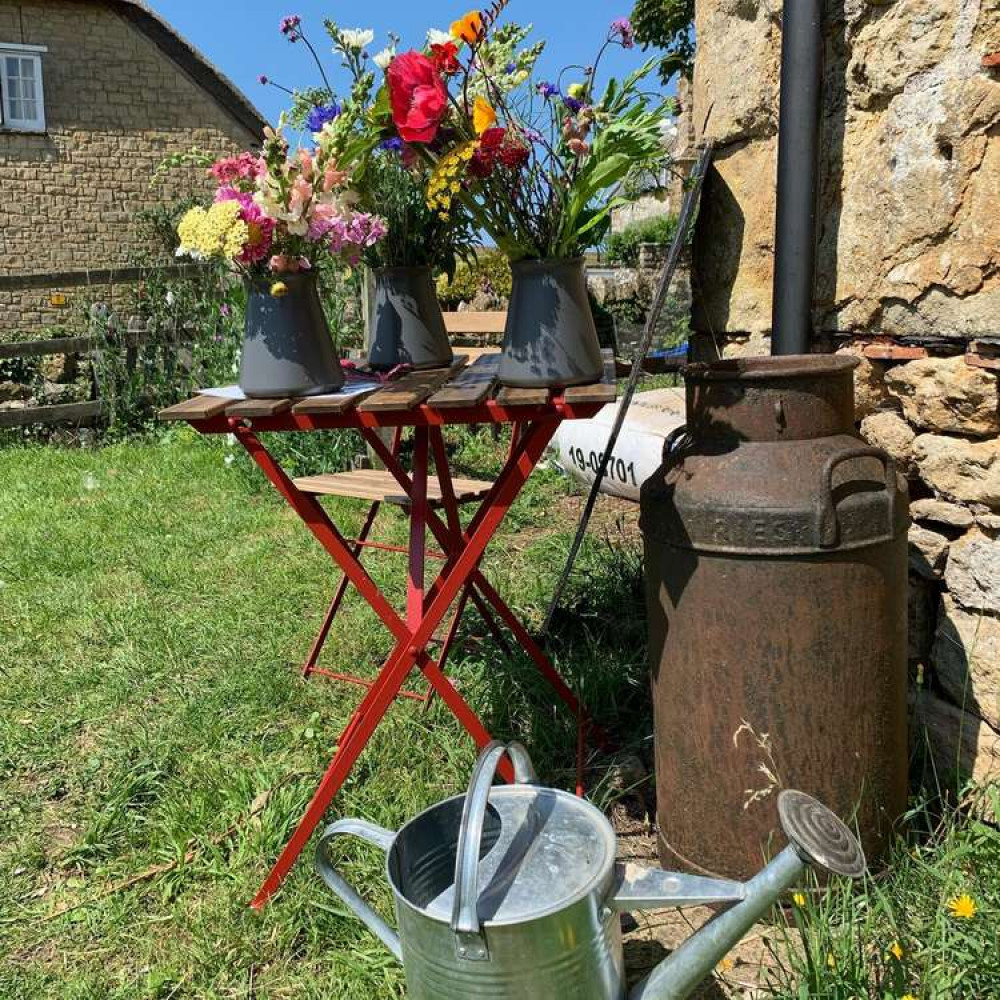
(771, 0, 824, 356)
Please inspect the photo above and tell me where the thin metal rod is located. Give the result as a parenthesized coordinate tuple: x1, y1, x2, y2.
(542, 145, 716, 634)
(771, 0, 824, 356)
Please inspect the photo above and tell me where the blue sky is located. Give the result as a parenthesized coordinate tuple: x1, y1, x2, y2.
(145, 1, 666, 125)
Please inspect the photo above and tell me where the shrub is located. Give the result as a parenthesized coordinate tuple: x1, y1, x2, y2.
(604, 215, 679, 268)
(436, 249, 512, 308)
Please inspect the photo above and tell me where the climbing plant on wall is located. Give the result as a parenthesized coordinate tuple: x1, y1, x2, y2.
(630, 0, 696, 82)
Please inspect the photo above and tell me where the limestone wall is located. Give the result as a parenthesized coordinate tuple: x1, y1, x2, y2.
(0, 0, 260, 338)
(690, 0, 1000, 788)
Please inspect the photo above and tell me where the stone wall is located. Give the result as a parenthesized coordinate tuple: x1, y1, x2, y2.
(0, 0, 260, 338)
(690, 0, 1000, 788)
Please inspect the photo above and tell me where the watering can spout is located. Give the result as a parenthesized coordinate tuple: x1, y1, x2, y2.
(628, 791, 867, 1000)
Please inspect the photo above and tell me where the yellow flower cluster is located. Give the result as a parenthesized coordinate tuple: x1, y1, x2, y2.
(177, 200, 248, 261)
(427, 143, 476, 219)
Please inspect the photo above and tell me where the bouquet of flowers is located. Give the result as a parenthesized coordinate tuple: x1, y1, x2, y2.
(379, 9, 673, 262)
(176, 127, 386, 288)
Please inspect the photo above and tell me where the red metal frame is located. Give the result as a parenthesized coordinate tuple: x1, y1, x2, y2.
(188, 393, 606, 909)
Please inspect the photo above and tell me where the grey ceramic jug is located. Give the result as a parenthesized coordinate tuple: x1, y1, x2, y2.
(239, 273, 343, 398)
(368, 266, 454, 370)
(317, 741, 867, 1000)
(499, 257, 605, 388)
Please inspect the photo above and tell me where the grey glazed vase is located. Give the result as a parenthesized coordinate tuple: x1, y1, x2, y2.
(499, 257, 604, 388)
(239, 273, 343, 399)
(368, 266, 454, 370)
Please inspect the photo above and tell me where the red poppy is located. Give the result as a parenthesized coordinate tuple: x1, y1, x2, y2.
(430, 42, 461, 76)
(388, 50, 449, 144)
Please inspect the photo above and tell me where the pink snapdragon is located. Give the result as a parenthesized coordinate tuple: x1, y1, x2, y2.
(210, 152, 265, 187)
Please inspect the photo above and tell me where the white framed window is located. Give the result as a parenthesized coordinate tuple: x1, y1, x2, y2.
(0, 43, 47, 132)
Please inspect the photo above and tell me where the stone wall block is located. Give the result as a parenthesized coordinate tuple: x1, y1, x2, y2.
(861, 410, 916, 471)
(945, 528, 1000, 614)
(932, 594, 1000, 732)
(911, 498, 976, 530)
(914, 689, 1000, 794)
(913, 434, 1000, 510)
(909, 524, 950, 579)
(885, 356, 1000, 437)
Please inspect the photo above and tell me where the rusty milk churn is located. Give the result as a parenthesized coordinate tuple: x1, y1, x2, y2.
(640, 355, 909, 879)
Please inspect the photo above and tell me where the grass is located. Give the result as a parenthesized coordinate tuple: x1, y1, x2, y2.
(0, 426, 649, 999)
(2, 428, 998, 999)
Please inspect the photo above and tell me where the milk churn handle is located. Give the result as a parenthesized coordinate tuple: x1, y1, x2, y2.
(450, 741, 538, 961)
(816, 447, 898, 549)
(315, 819, 403, 963)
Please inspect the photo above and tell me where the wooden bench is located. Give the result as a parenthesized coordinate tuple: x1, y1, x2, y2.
(442, 311, 507, 345)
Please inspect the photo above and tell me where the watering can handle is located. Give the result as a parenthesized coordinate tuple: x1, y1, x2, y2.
(450, 741, 538, 960)
(315, 818, 403, 963)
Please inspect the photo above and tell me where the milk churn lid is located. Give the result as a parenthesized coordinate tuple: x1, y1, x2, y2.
(426, 784, 618, 925)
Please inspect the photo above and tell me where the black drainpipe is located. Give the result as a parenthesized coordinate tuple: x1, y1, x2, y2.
(771, 0, 824, 356)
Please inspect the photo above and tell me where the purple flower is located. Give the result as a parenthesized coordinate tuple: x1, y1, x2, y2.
(611, 17, 635, 48)
(306, 102, 341, 132)
(377, 136, 404, 153)
(219, 304, 231, 318)
(258, 74, 268, 85)
(537, 81, 560, 99)
(280, 14, 301, 40)
(563, 96, 584, 113)
(504, 61, 517, 75)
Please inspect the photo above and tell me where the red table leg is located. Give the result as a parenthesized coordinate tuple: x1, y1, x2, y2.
(364, 423, 610, 750)
(234, 420, 554, 907)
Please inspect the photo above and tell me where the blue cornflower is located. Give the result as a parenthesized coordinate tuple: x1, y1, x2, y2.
(537, 81, 560, 99)
(378, 136, 404, 153)
(563, 96, 584, 113)
(306, 102, 341, 132)
(504, 61, 517, 74)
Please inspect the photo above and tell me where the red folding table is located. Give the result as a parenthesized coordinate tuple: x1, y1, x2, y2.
(159, 351, 616, 908)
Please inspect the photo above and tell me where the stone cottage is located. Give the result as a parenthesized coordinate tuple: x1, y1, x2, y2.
(0, 0, 266, 338)
(689, 1, 1000, 792)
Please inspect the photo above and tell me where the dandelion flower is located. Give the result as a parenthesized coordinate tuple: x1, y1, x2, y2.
(826, 953, 836, 969)
(901, 995, 918, 1000)
(792, 892, 806, 907)
(946, 894, 977, 920)
(889, 942, 904, 961)
(270, 281, 289, 297)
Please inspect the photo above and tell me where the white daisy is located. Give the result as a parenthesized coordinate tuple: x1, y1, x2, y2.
(340, 28, 375, 51)
(427, 28, 451, 46)
(373, 46, 396, 71)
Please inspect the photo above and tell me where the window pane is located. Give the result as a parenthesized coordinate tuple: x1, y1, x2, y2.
(7, 77, 20, 100)
(4, 56, 18, 78)
(20, 57, 33, 78)
(22, 77, 35, 100)
(9, 99, 23, 119)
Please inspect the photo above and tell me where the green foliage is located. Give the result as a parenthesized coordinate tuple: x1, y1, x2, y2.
(435, 249, 513, 308)
(763, 786, 1000, 1000)
(356, 154, 476, 275)
(631, 0, 696, 82)
(604, 214, 679, 267)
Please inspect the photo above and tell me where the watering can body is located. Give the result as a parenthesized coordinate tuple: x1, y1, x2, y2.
(317, 743, 866, 1000)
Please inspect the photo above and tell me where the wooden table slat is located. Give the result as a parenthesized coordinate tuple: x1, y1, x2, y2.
(495, 385, 552, 407)
(158, 394, 234, 422)
(428, 354, 501, 409)
(358, 357, 468, 413)
(292, 386, 381, 415)
(225, 397, 293, 418)
(562, 352, 618, 406)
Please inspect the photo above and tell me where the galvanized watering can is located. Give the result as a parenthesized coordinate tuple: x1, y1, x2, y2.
(317, 742, 866, 999)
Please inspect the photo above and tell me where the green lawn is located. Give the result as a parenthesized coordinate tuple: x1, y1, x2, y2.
(3, 430, 998, 1000)
(0, 428, 648, 999)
